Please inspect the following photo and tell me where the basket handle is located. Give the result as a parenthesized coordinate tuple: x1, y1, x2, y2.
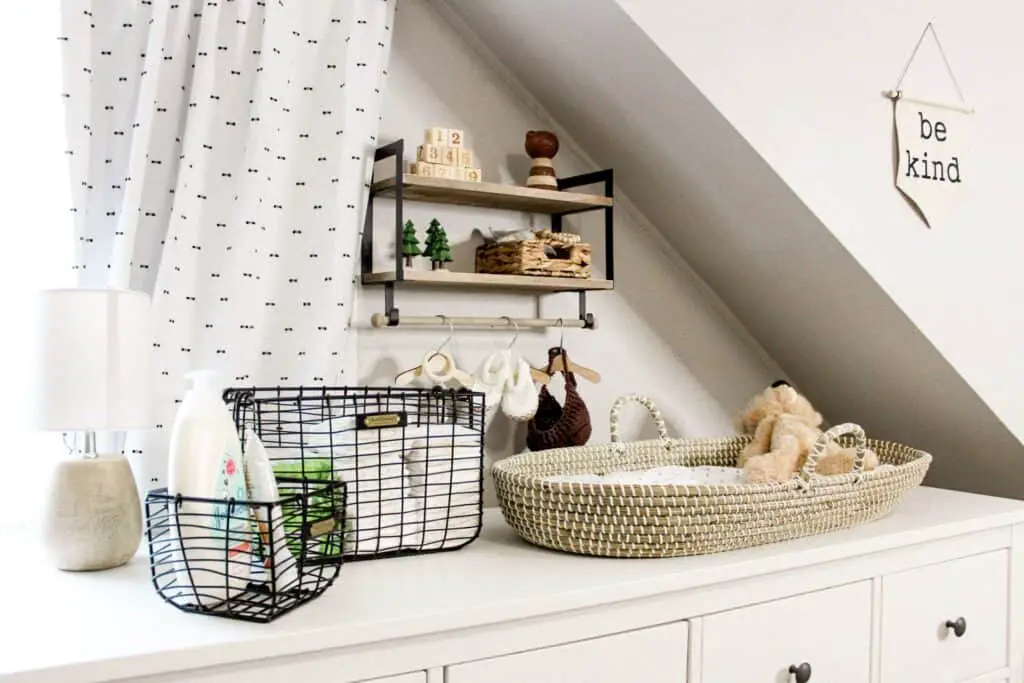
(799, 422, 868, 483)
(610, 394, 670, 450)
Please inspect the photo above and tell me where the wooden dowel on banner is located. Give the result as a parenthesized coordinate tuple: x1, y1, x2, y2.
(882, 90, 974, 114)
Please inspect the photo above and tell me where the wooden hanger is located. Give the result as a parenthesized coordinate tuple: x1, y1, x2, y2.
(533, 319, 601, 384)
(541, 346, 601, 384)
(394, 317, 475, 388)
(394, 350, 475, 388)
(530, 365, 552, 384)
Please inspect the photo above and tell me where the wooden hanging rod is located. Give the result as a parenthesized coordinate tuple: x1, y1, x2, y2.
(369, 314, 589, 329)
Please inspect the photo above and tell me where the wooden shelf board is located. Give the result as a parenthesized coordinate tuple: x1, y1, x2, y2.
(362, 270, 614, 292)
(371, 174, 613, 213)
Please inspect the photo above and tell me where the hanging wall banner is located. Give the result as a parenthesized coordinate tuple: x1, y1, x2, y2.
(886, 22, 973, 229)
(893, 97, 970, 228)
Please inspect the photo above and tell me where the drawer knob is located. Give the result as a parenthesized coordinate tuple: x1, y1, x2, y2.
(788, 662, 812, 682)
(945, 617, 967, 638)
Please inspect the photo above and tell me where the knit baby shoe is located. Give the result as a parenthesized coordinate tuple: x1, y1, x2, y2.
(473, 349, 512, 412)
(501, 356, 539, 421)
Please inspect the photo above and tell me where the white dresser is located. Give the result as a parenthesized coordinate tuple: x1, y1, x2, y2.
(2, 486, 1022, 683)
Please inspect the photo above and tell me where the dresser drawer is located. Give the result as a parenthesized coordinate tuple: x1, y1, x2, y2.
(445, 621, 688, 683)
(880, 549, 1009, 683)
(156, 652, 425, 683)
(701, 581, 872, 682)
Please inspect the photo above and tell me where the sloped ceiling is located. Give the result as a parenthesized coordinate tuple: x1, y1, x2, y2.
(439, 0, 1024, 499)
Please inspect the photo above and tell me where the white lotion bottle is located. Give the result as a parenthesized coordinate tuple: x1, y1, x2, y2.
(167, 369, 252, 608)
(244, 429, 300, 592)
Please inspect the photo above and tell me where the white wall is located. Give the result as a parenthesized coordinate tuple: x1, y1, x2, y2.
(616, 0, 1024, 446)
(437, 0, 1024, 499)
(355, 0, 782, 505)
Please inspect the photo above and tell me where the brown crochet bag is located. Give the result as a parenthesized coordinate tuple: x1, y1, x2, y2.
(526, 347, 592, 451)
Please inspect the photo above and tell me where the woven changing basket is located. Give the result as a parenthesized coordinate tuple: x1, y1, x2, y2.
(475, 229, 591, 279)
(492, 395, 932, 559)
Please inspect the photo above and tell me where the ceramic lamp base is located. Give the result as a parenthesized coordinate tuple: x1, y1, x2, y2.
(43, 455, 142, 571)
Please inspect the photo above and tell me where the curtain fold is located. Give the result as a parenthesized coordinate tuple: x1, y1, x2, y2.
(61, 0, 395, 488)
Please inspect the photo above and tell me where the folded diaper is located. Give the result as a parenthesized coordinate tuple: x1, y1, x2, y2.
(344, 497, 424, 555)
(334, 453, 407, 503)
(404, 428, 481, 474)
(408, 470, 480, 501)
(406, 500, 481, 550)
(404, 460, 481, 552)
(301, 416, 410, 460)
(404, 423, 479, 444)
(406, 461, 482, 480)
(264, 417, 483, 557)
(415, 491, 479, 517)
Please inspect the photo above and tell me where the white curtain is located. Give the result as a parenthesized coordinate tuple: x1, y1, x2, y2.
(60, 0, 395, 488)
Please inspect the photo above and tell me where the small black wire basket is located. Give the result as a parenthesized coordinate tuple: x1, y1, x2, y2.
(223, 385, 486, 562)
(145, 476, 347, 624)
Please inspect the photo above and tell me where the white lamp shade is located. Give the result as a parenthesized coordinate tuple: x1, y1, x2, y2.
(29, 288, 153, 432)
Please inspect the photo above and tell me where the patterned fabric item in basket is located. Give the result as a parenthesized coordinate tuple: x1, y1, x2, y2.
(475, 229, 591, 279)
(493, 394, 932, 559)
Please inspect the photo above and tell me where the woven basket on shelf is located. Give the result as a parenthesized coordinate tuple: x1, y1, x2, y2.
(492, 394, 932, 559)
(475, 229, 591, 279)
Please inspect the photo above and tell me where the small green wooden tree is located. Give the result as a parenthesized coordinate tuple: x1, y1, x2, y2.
(401, 220, 421, 267)
(431, 226, 454, 270)
(422, 217, 442, 261)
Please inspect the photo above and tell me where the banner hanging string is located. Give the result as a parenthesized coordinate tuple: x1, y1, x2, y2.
(884, 22, 973, 114)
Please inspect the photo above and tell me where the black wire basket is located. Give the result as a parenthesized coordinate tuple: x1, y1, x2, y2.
(145, 476, 347, 623)
(222, 385, 486, 561)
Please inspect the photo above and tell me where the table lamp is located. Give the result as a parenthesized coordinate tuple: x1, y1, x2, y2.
(28, 288, 153, 571)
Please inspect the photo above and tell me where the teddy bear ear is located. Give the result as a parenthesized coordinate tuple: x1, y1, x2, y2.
(771, 379, 791, 388)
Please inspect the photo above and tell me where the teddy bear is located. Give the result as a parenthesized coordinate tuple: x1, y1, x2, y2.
(735, 380, 878, 484)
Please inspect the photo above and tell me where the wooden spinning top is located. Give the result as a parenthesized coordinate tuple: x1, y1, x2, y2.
(525, 130, 560, 190)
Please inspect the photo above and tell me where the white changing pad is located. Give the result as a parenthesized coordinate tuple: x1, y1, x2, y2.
(545, 465, 748, 486)
(545, 463, 900, 486)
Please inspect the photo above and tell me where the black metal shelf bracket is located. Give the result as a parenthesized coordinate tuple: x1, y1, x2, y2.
(361, 139, 406, 281)
(361, 140, 613, 331)
(384, 282, 399, 326)
(578, 291, 595, 329)
(554, 167, 614, 282)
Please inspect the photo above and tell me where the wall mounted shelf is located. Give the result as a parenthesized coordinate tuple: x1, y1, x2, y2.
(361, 139, 615, 329)
(362, 270, 614, 293)
(370, 175, 613, 214)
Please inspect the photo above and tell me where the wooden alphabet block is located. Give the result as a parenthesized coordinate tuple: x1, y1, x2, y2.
(446, 129, 464, 148)
(432, 164, 453, 179)
(410, 161, 435, 177)
(460, 149, 474, 168)
(464, 167, 482, 182)
(425, 127, 447, 146)
(441, 146, 460, 166)
(416, 144, 444, 164)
